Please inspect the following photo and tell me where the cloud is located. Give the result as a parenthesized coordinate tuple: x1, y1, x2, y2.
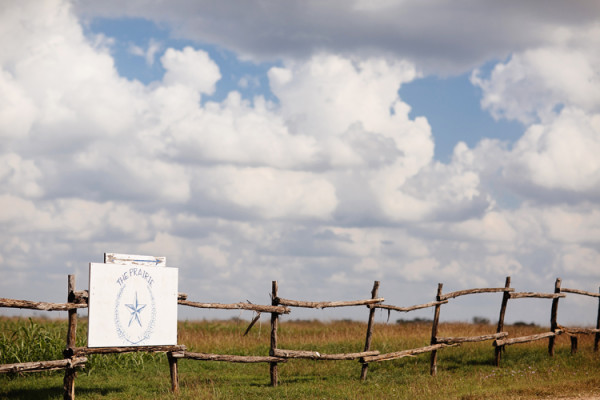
(505, 108, 600, 196)
(541, 206, 600, 244)
(269, 55, 419, 137)
(161, 46, 221, 94)
(0, 153, 43, 198)
(450, 211, 517, 244)
(472, 26, 600, 124)
(472, 32, 600, 199)
(129, 38, 162, 66)
(198, 166, 338, 220)
(263, 53, 495, 225)
(155, 91, 319, 169)
(560, 245, 600, 278)
(74, 0, 600, 74)
(0, 70, 37, 139)
(2, 0, 600, 325)
(237, 75, 260, 89)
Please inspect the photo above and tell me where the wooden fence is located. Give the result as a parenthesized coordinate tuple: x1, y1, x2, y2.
(1, 275, 599, 398)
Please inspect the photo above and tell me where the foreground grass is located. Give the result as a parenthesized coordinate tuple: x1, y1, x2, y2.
(1, 317, 599, 399)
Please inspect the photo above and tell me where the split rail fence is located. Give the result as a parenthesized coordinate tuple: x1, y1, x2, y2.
(1, 275, 599, 399)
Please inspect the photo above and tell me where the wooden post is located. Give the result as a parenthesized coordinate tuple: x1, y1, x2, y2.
(570, 336, 578, 354)
(360, 281, 380, 381)
(430, 283, 443, 376)
(495, 277, 511, 366)
(63, 275, 77, 400)
(595, 287, 600, 352)
(167, 352, 179, 393)
(548, 278, 561, 356)
(270, 281, 279, 387)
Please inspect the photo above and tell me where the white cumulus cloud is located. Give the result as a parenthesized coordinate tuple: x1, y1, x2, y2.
(161, 46, 221, 95)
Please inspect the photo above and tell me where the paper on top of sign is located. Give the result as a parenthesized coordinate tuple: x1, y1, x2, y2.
(104, 253, 166, 267)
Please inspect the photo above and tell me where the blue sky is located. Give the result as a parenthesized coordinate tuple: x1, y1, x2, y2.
(1, 0, 600, 326)
(401, 73, 524, 161)
(87, 18, 280, 103)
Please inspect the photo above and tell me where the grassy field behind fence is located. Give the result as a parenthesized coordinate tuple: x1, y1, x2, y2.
(1, 316, 599, 399)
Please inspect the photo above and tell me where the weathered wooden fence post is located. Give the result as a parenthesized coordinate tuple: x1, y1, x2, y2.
(570, 336, 578, 354)
(430, 283, 443, 376)
(167, 352, 179, 394)
(495, 276, 511, 366)
(548, 278, 562, 356)
(270, 281, 279, 387)
(63, 275, 77, 400)
(360, 281, 380, 380)
(596, 286, 600, 352)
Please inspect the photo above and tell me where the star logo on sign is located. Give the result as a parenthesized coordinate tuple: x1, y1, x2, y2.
(125, 292, 147, 327)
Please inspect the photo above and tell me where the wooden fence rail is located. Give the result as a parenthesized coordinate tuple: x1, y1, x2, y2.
(178, 299, 289, 314)
(439, 287, 514, 301)
(275, 297, 384, 309)
(362, 343, 458, 363)
(180, 352, 286, 363)
(374, 299, 448, 312)
(0, 298, 85, 311)
(65, 345, 186, 357)
(494, 331, 561, 347)
(272, 349, 379, 360)
(0, 357, 88, 374)
(559, 288, 600, 297)
(437, 332, 508, 345)
(2, 275, 600, 399)
(509, 292, 565, 299)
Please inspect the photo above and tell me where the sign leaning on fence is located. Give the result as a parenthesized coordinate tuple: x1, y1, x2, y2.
(88, 253, 178, 347)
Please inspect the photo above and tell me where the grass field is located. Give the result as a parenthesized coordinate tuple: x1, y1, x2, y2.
(1, 317, 599, 399)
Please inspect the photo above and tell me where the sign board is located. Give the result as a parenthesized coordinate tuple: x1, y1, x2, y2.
(88, 260, 178, 347)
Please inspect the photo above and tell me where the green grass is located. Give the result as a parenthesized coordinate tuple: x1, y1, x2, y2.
(1, 317, 599, 399)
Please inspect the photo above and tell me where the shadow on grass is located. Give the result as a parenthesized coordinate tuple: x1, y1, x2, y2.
(438, 357, 497, 371)
(279, 375, 330, 385)
(2, 386, 124, 400)
(180, 377, 273, 390)
(180, 374, 329, 390)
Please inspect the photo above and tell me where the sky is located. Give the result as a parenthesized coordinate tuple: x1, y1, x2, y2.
(1, 0, 600, 326)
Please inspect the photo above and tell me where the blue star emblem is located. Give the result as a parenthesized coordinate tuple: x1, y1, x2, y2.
(125, 292, 147, 327)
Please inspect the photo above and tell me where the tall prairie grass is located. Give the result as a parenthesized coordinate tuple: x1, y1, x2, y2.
(1, 316, 599, 399)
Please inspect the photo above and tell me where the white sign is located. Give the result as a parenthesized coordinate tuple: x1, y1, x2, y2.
(88, 262, 178, 347)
